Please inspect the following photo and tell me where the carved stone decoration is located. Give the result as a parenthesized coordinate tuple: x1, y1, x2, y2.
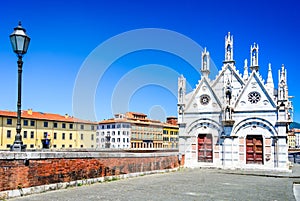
(248, 91, 261, 104)
(200, 94, 210, 105)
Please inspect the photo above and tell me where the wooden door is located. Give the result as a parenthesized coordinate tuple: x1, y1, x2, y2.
(198, 134, 213, 162)
(246, 135, 263, 164)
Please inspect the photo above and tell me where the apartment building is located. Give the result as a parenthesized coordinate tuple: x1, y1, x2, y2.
(0, 109, 97, 150)
(97, 112, 179, 149)
(96, 114, 131, 149)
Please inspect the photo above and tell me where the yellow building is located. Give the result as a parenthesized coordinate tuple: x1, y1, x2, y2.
(0, 109, 98, 150)
(288, 131, 296, 149)
(162, 117, 179, 148)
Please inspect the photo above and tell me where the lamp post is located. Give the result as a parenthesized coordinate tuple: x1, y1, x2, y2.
(10, 22, 30, 151)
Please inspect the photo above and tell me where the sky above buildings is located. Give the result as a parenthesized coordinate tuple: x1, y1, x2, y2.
(0, 0, 299, 122)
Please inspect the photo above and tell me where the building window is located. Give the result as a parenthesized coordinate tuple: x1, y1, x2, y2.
(96, 132, 99, 136)
(112, 131, 115, 136)
(7, 130, 11, 138)
(91, 134, 94, 141)
(44, 121, 48, 127)
(101, 125, 105, 129)
(44, 132, 48, 138)
(69, 133, 73, 140)
(62, 144, 65, 148)
(23, 119, 28, 126)
(62, 123, 66, 129)
(69, 145, 72, 148)
(53, 144, 57, 148)
(117, 138, 120, 142)
(7, 119, 12, 125)
(80, 145, 83, 148)
(107, 125, 110, 129)
(30, 131, 34, 139)
(91, 125, 95, 130)
(30, 120, 35, 126)
(6, 144, 11, 148)
(62, 133, 65, 140)
(123, 138, 125, 143)
(81, 134, 84, 140)
(30, 144, 34, 148)
(80, 124, 84, 130)
(53, 122, 58, 128)
(118, 131, 120, 135)
(91, 145, 94, 148)
(23, 131, 27, 138)
(101, 132, 104, 136)
(69, 124, 73, 129)
(54, 132, 57, 140)
(112, 138, 115, 143)
(101, 138, 105, 142)
(117, 124, 121, 128)
(112, 124, 115, 129)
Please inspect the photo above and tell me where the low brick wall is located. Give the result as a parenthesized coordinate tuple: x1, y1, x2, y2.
(0, 151, 182, 192)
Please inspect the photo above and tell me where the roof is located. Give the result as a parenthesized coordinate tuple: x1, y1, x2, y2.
(98, 116, 179, 128)
(126, 112, 147, 116)
(98, 118, 130, 124)
(0, 109, 97, 124)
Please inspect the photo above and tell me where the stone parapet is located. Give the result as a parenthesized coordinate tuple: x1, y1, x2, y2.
(0, 150, 182, 193)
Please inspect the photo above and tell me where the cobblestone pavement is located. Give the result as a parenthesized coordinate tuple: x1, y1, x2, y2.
(10, 167, 299, 201)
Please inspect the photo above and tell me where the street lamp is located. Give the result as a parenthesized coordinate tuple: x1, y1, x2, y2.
(10, 21, 30, 151)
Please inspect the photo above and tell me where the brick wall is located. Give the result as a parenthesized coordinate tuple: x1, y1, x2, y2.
(0, 151, 182, 191)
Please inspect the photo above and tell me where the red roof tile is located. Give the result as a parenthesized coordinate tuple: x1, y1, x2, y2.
(0, 110, 97, 124)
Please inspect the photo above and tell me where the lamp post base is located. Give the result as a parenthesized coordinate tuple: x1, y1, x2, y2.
(10, 143, 26, 151)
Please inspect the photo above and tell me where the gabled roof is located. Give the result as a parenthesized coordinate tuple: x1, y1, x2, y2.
(212, 63, 245, 88)
(234, 71, 276, 109)
(185, 77, 222, 111)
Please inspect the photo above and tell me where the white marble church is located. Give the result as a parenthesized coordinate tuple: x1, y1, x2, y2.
(178, 33, 293, 171)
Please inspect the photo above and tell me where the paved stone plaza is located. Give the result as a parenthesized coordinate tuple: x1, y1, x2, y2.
(10, 166, 300, 201)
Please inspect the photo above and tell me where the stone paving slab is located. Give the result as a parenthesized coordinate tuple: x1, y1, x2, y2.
(10, 167, 299, 201)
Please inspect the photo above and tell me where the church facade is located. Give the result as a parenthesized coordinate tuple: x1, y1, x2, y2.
(178, 33, 293, 170)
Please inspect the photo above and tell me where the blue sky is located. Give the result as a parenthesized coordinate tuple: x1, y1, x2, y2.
(0, 0, 299, 122)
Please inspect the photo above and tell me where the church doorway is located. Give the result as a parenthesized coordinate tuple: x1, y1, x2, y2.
(198, 134, 213, 162)
(246, 135, 263, 164)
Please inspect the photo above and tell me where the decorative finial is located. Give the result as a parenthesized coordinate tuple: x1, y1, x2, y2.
(244, 59, 248, 67)
(18, 21, 22, 26)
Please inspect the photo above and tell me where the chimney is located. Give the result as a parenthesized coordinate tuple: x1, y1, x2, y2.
(27, 108, 33, 115)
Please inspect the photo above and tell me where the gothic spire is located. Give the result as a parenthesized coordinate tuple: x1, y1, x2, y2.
(266, 63, 274, 97)
(201, 47, 210, 78)
(278, 64, 288, 101)
(250, 43, 259, 72)
(243, 59, 249, 81)
(224, 32, 234, 62)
